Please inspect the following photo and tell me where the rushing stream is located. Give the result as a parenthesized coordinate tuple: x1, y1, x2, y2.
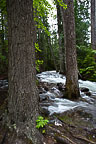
(0, 71, 96, 126)
(37, 71, 96, 126)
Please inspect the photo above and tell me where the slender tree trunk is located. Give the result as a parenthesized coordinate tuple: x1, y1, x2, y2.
(1, 11, 5, 54)
(91, 0, 96, 50)
(7, 0, 43, 143)
(48, 36, 58, 71)
(61, 0, 80, 99)
(57, 3, 65, 74)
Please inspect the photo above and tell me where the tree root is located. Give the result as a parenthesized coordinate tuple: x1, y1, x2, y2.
(49, 126, 77, 144)
(73, 135, 96, 144)
(54, 135, 77, 144)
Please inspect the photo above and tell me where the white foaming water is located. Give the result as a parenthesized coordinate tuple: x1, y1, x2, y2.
(37, 71, 66, 84)
(48, 98, 89, 115)
(37, 71, 96, 115)
(37, 71, 96, 93)
(79, 79, 96, 92)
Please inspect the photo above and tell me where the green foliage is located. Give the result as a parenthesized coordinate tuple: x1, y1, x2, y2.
(33, 0, 52, 36)
(92, 50, 96, 54)
(36, 60, 43, 72)
(35, 42, 43, 72)
(74, 0, 90, 46)
(36, 116, 49, 133)
(35, 43, 42, 52)
(57, 0, 67, 9)
(34, 17, 50, 36)
(33, 0, 67, 36)
(33, 0, 52, 17)
(0, 0, 7, 14)
(77, 46, 96, 81)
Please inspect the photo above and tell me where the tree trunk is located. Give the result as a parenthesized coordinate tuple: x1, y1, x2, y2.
(91, 0, 96, 50)
(48, 36, 58, 71)
(7, 0, 43, 143)
(57, 3, 65, 74)
(61, 0, 80, 99)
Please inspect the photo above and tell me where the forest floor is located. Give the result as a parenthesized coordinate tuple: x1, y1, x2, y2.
(0, 74, 96, 144)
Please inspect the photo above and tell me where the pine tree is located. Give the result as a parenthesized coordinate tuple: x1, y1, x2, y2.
(61, 0, 80, 99)
(91, 0, 96, 50)
(7, 0, 44, 143)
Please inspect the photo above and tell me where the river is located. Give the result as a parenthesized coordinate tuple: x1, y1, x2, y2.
(37, 70, 96, 127)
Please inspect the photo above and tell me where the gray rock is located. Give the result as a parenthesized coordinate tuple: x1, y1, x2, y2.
(81, 87, 89, 92)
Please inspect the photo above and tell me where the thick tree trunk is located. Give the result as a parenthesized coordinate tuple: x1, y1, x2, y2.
(61, 0, 80, 99)
(91, 0, 96, 50)
(7, 0, 43, 143)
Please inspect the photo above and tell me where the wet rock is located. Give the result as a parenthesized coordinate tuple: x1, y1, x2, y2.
(0, 80, 8, 90)
(0, 80, 3, 87)
(50, 87, 63, 98)
(40, 107, 50, 116)
(39, 93, 48, 102)
(57, 83, 65, 91)
(44, 85, 49, 91)
(41, 82, 49, 91)
(80, 87, 89, 92)
(0, 80, 8, 86)
(85, 91, 92, 96)
(0, 85, 8, 90)
(39, 91, 57, 102)
(39, 87, 46, 94)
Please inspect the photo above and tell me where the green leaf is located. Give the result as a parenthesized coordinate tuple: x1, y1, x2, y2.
(35, 43, 42, 52)
(36, 116, 49, 129)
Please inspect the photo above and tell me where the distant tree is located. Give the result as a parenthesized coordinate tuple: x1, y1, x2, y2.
(0, 0, 8, 74)
(57, 2, 65, 74)
(34, 0, 57, 71)
(91, 0, 96, 50)
(74, 0, 90, 46)
(36, 16, 53, 71)
(61, 0, 80, 99)
(7, 0, 44, 143)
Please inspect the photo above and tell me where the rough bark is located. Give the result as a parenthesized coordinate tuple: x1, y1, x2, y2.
(91, 0, 96, 50)
(7, 0, 44, 143)
(61, 0, 80, 99)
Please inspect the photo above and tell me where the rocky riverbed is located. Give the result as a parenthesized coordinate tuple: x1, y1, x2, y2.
(37, 71, 96, 143)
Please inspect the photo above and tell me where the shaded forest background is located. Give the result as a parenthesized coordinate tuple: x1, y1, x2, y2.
(0, 0, 96, 81)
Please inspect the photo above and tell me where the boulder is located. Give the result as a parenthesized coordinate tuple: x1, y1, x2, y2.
(80, 87, 89, 92)
(57, 83, 65, 91)
(85, 91, 92, 96)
